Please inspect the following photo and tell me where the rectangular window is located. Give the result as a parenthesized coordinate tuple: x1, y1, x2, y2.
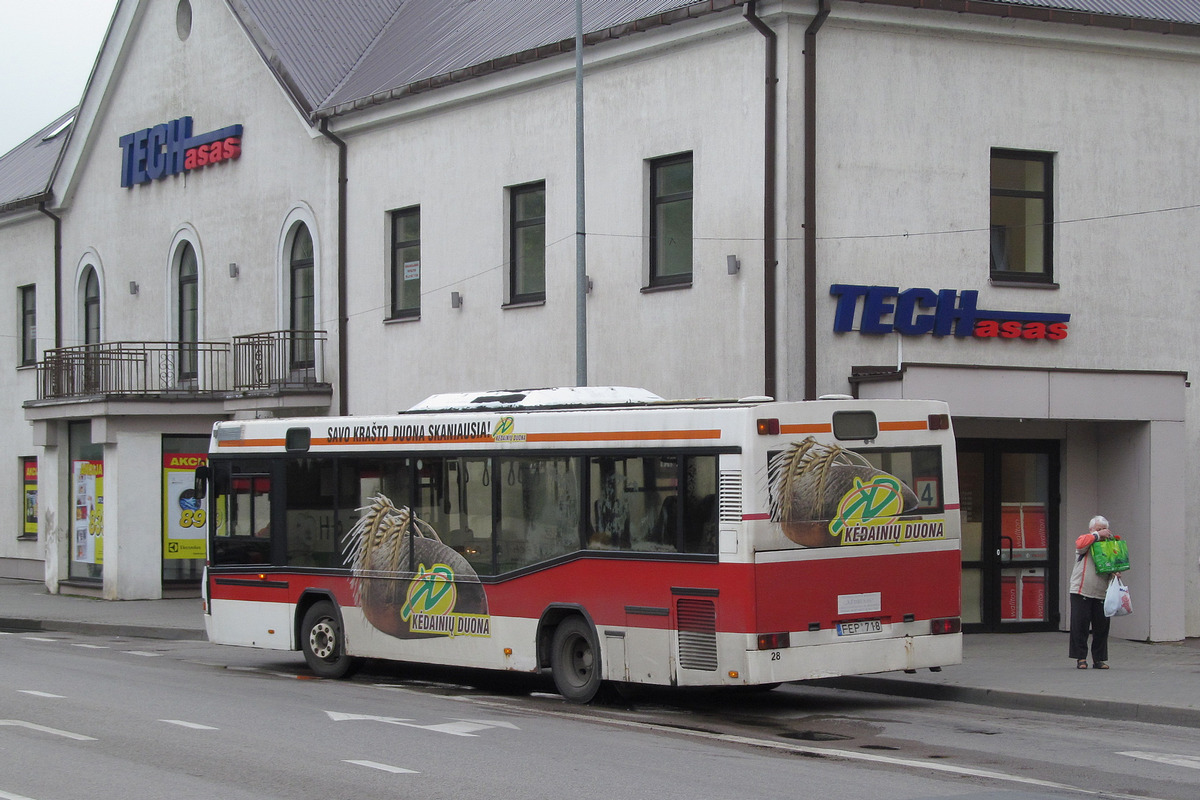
(20, 457, 37, 540)
(990, 149, 1053, 283)
(390, 207, 421, 319)
(649, 153, 693, 287)
(509, 182, 546, 304)
(19, 285, 35, 366)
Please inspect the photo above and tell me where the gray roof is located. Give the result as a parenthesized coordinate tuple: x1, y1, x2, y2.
(0, 109, 74, 213)
(229, 0, 1200, 121)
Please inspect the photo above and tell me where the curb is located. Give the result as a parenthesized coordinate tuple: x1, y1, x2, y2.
(813, 676, 1200, 730)
(0, 617, 204, 642)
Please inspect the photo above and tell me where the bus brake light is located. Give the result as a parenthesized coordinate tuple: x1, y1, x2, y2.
(756, 418, 780, 436)
(757, 632, 790, 650)
(931, 617, 961, 634)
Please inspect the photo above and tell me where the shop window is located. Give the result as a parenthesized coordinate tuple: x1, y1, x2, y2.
(20, 456, 37, 540)
(990, 149, 1053, 283)
(289, 225, 315, 369)
(19, 285, 36, 366)
(389, 206, 421, 319)
(648, 152, 693, 288)
(508, 182, 545, 304)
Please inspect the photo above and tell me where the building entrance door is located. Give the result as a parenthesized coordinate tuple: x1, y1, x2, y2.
(958, 440, 1059, 632)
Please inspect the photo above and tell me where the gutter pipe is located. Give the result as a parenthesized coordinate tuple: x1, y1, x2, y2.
(804, 0, 831, 400)
(743, 2, 778, 400)
(318, 120, 350, 416)
(38, 203, 63, 349)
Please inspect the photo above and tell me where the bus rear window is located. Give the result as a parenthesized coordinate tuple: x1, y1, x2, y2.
(856, 447, 943, 511)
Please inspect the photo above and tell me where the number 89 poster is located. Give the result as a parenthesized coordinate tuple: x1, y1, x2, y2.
(163, 454, 207, 560)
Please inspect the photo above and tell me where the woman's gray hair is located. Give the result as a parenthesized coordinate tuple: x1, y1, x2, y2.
(1089, 515, 1110, 530)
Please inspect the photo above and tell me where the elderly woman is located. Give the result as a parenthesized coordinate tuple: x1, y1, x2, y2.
(1069, 515, 1119, 669)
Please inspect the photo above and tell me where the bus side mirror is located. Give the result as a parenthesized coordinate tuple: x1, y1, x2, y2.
(194, 465, 211, 501)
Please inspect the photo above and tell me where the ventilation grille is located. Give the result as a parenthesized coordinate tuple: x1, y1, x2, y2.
(676, 598, 718, 671)
(718, 470, 742, 523)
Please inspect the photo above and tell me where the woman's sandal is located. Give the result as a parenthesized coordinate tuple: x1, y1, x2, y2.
(1076, 660, 1088, 669)
(1094, 662, 1109, 669)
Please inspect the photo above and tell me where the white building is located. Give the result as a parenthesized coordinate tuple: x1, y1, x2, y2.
(0, 0, 1195, 641)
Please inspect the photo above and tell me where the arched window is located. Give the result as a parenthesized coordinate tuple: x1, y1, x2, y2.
(289, 224, 315, 369)
(83, 267, 101, 345)
(178, 243, 199, 379)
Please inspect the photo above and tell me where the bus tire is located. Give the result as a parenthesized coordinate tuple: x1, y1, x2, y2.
(550, 616, 603, 704)
(300, 601, 359, 679)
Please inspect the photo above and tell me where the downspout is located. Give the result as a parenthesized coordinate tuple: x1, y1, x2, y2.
(804, 0, 832, 400)
(38, 203, 63, 348)
(318, 120, 349, 416)
(743, 2, 778, 400)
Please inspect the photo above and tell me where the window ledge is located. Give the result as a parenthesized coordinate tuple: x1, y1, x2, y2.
(17, 363, 36, 371)
(502, 298, 546, 310)
(384, 314, 420, 325)
(640, 280, 692, 294)
(16, 535, 37, 542)
(989, 278, 1059, 290)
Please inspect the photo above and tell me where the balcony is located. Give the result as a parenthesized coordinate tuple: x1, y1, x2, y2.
(30, 331, 329, 403)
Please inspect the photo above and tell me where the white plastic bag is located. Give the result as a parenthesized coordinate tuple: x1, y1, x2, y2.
(1104, 576, 1132, 618)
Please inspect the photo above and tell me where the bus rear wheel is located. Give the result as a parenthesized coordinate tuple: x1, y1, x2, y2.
(301, 601, 359, 679)
(550, 617, 602, 704)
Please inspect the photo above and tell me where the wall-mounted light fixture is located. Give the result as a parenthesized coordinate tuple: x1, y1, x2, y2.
(228, 262, 240, 278)
(129, 281, 139, 295)
(726, 255, 741, 275)
(451, 291, 463, 309)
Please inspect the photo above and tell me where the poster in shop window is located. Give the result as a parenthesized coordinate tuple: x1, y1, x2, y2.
(72, 460, 103, 564)
(23, 460, 37, 537)
(163, 454, 208, 560)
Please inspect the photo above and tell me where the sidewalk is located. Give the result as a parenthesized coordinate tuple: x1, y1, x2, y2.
(2, 577, 1197, 727)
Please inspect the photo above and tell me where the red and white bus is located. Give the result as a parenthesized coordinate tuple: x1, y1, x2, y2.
(199, 388, 961, 702)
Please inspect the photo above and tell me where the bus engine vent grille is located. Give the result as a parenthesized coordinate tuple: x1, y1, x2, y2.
(718, 470, 742, 523)
(676, 598, 718, 671)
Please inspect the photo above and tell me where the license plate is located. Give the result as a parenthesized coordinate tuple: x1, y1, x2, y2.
(836, 620, 882, 636)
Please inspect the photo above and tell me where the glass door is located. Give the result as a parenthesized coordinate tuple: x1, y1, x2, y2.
(958, 440, 1059, 632)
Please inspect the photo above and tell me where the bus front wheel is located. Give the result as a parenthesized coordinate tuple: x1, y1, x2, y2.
(550, 616, 602, 703)
(300, 601, 359, 679)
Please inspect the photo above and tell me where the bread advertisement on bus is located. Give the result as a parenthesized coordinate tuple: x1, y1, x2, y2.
(769, 438, 945, 548)
(345, 494, 491, 640)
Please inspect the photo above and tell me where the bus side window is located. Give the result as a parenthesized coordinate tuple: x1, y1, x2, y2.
(682, 456, 718, 554)
(213, 463, 272, 566)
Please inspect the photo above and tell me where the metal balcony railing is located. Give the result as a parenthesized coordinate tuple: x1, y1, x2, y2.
(36, 341, 230, 400)
(33, 331, 329, 402)
(233, 330, 327, 391)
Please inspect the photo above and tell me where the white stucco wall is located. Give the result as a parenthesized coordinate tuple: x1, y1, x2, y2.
(338, 17, 768, 414)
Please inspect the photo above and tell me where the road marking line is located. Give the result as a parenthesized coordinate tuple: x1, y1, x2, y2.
(344, 760, 418, 774)
(122, 651, 162, 657)
(160, 720, 219, 730)
(71, 643, 108, 649)
(0, 788, 39, 800)
(21, 637, 57, 642)
(1120, 751, 1200, 770)
(444, 695, 1163, 800)
(0, 720, 96, 741)
(18, 691, 64, 698)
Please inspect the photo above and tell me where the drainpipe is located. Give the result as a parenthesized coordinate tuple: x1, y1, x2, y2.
(318, 120, 349, 416)
(38, 203, 63, 349)
(804, 0, 832, 400)
(743, 2, 778, 400)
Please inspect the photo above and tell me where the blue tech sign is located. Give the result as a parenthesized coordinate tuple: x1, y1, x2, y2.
(119, 116, 242, 188)
(830, 284, 1070, 340)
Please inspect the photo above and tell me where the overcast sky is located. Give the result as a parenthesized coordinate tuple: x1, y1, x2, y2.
(0, 0, 119, 156)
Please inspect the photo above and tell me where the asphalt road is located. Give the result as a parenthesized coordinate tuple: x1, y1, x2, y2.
(2, 627, 1197, 800)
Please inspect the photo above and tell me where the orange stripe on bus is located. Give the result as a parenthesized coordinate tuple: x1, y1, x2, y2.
(216, 438, 286, 448)
(879, 420, 928, 431)
(527, 429, 721, 443)
(780, 423, 831, 434)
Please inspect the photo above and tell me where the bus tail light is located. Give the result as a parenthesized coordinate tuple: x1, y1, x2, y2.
(931, 617, 961, 635)
(756, 418, 779, 436)
(757, 632, 790, 650)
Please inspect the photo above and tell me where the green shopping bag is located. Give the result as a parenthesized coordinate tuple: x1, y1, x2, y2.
(1090, 537, 1129, 574)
